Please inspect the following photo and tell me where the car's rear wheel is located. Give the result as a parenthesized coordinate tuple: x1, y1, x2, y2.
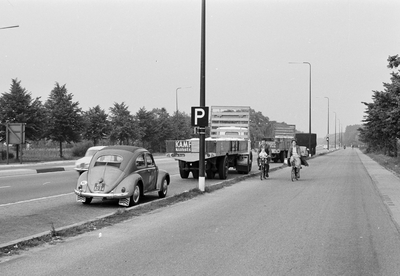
(158, 178, 168, 198)
(82, 197, 92, 205)
(129, 184, 141, 207)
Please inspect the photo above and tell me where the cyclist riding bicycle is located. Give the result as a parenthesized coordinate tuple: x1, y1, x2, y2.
(288, 139, 301, 168)
(257, 138, 271, 177)
(258, 148, 269, 179)
(287, 139, 308, 178)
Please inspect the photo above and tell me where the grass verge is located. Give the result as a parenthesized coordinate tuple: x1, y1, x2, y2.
(365, 151, 400, 177)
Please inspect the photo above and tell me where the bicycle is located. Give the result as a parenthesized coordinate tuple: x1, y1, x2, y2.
(260, 156, 269, 180)
(290, 158, 300, 181)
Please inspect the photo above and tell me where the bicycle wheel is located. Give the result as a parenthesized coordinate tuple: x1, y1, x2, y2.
(260, 163, 264, 180)
(291, 167, 295, 181)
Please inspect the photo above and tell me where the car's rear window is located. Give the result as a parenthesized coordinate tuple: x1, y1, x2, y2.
(94, 155, 123, 168)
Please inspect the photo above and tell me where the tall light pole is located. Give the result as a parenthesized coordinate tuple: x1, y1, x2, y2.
(175, 86, 191, 113)
(338, 118, 341, 147)
(198, 0, 206, 192)
(324, 96, 329, 150)
(333, 111, 337, 149)
(289, 61, 312, 156)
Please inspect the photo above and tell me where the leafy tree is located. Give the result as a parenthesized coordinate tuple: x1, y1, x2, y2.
(135, 107, 157, 149)
(44, 83, 83, 158)
(109, 102, 136, 145)
(150, 108, 173, 152)
(343, 125, 362, 147)
(249, 109, 270, 146)
(171, 111, 192, 140)
(0, 79, 45, 143)
(360, 54, 400, 155)
(82, 105, 110, 145)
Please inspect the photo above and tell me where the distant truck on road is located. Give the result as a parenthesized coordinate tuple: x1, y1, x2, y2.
(295, 133, 317, 156)
(256, 123, 296, 163)
(166, 106, 253, 179)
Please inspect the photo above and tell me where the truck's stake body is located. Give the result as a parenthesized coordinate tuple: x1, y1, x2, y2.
(166, 106, 253, 180)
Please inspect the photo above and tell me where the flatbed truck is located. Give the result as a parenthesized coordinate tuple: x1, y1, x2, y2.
(166, 106, 253, 179)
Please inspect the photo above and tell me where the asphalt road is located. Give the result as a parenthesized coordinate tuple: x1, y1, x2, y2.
(2, 149, 400, 275)
(0, 154, 281, 245)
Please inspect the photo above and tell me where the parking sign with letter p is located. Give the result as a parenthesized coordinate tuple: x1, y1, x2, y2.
(191, 106, 209, 126)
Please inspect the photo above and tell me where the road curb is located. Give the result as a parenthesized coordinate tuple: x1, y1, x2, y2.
(36, 167, 65, 173)
(0, 166, 73, 177)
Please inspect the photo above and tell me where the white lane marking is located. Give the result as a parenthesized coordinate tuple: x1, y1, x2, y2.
(43, 182, 51, 185)
(0, 192, 74, 208)
(0, 186, 11, 189)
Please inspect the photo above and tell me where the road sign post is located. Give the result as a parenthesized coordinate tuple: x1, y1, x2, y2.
(5, 123, 26, 164)
(191, 106, 209, 191)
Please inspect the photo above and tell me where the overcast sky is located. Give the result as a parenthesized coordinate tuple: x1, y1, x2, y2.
(1, 0, 399, 138)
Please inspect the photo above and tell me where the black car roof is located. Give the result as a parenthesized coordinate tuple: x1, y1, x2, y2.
(101, 145, 146, 153)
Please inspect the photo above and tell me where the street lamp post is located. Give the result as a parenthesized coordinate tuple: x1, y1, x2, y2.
(333, 112, 337, 149)
(289, 61, 312, 156)
(324, 97, 329, 150)
(338, 119, 341, 147)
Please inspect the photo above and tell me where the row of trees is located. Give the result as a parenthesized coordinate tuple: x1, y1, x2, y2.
(359, 54, 400, 156)
(0, 79, 280, 157)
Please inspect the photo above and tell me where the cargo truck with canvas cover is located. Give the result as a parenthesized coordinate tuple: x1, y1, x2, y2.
(166, 106, 253, 179)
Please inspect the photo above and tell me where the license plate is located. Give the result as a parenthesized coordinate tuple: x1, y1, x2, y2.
(94, 183, 105, 191)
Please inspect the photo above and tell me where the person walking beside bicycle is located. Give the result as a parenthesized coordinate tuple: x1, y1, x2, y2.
(257, 138, 271, 177)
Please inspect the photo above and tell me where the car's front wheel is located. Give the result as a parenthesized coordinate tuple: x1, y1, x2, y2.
(129, 184, 141, 207)
(158, 178, 168, 198)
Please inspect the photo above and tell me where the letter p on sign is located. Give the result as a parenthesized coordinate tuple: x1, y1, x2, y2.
(191, 106, 209, 126)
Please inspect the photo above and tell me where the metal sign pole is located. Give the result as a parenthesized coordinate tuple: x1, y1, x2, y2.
(6, 124, 9, 164)
(198, 0, 206, 192)
(20, 123, 23, 164)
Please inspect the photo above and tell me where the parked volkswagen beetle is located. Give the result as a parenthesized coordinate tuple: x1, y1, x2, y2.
(74, 145, 169, 207)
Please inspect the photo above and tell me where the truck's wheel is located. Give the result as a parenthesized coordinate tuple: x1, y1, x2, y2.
(206, 169, 215, 179)
(280, 152, 285, 163)
(192, 170, 199, 179)
(180, 169, 189, 179)
(218, 156, 228, 179)
(179, 161, 189, 178)
(246, 153, 253, 174)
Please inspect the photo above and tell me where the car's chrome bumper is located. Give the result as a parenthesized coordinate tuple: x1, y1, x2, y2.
(74, 189, 129, 199)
